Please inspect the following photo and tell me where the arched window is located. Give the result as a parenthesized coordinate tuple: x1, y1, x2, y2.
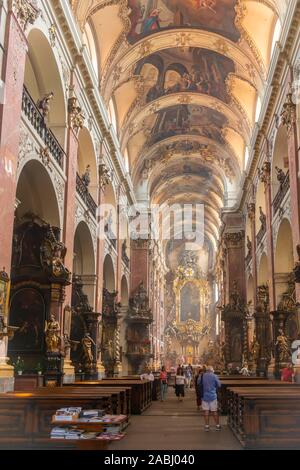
(108, 98, 117, 133)
(255, 96, 262, 123)
(244, 146, 250, 169)
(271, 18, 281, 57)
(83, 23, 99, 80)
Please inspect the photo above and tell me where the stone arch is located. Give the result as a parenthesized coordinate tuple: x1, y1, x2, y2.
(274, 218, 294, 306)
(258, 252, 268, 285)
(103, 254, 115, 292)
(77, 127, 98, 201)
(73, 221, 96, 307)
(16, 160, 61, 229)
(24, 28, 67, 147)
(271, 124, 289, 199)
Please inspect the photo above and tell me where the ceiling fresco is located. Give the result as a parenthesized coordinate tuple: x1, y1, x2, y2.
(145, 104, 227, 146)
(71, 0, 283, 268)
(136, 47, 235, 104)
(127, 0, 240, 44)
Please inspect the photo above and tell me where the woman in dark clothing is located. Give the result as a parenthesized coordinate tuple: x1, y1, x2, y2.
(195, 366, 206, 410)
(175, 367, 185, 401)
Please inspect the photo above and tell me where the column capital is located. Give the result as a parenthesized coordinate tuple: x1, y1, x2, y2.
(12, 0, 40, 32)
(224, 230, 245, 248)
(99, 163, 111, 190)
(281, 91, 296, 135)
(258, 161, 271, 187)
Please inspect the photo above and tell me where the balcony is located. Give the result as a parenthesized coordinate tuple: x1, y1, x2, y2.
(256, 225, 266, 247)
(272, 171, 290, 216)
(22, 86, 65, 168)
(76, 173, 97, 218)
(245, 251, 252, 266)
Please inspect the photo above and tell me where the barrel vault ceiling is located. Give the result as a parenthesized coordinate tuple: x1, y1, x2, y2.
(70, 0, 287, 267)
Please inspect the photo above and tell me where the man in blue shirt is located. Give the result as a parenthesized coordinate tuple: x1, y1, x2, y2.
(200, 365, 221, 431)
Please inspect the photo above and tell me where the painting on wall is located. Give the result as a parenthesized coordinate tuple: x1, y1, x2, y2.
(9, 288, 45, 352)
(127, 0, 240, 44)
(137, 48, 234, 104)
(180, 281, 200, 322)
(146, 104, 227, 146)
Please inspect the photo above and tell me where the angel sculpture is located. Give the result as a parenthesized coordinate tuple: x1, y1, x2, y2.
(37, 92, 54, 118)
(45, 314, 61, 353)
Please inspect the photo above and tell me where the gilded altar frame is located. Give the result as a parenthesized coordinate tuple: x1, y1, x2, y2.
(0, 269, 10, 320)
(173, 274, 210, 327)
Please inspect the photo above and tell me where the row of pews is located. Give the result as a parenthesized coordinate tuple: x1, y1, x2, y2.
(0, 376, 153, 449)
(220, 375, 300, 449)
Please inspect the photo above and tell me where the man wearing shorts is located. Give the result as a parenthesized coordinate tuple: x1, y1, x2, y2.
(201, 365, 221, 431)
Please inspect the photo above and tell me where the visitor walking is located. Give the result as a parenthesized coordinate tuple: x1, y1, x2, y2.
(185, 365, 193, 388)
(160, 366, 168, 401)
(199, 365, 221, 431)
(175, 367, 185, 402)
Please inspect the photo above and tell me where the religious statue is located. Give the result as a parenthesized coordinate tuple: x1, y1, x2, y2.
(82, 165, 91, 188)
(240, 362, 251, 376)
(275, 166, 286, 186)
(275, 328, 290, 362)
(250, 336, 260, 363)
(259, 207, 266, 231)
(45, 314, 61, 353)
(130, 281, 149, 313)
(37, 92, 54, 118)
(81, 332, 96, 367)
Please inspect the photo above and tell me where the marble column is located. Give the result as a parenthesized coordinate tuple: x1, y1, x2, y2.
(0, 3, 38, 391)
(281, 90, 300, 302)
(95, 160, 110, 378)
(247, 202, 258, 309)
(62, 82, 84, 381)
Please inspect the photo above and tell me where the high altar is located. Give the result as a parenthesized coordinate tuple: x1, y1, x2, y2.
(164, 252, 213, 366)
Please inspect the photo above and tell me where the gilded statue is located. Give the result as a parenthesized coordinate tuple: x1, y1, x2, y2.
(275, 328, 290, 362)
(81, 332, 96, 367)
(45, 314, 61, 353)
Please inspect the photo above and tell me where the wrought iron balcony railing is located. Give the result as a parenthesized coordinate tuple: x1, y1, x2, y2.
(22, 86, 65, 168)
(272, 171, 290, 215)
(256, 225, 266, 247)
(76, 173, 97, 218)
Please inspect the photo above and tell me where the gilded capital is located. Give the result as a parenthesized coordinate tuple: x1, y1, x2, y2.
(68, 94, 85, 134)
(224, 231, 245, 247)
(258, 161, 271, 186)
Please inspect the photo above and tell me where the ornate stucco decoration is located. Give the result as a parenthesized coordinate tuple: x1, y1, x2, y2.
(281, 91, 296, 135)
(247, 202, 255, 221)
(99, 163, 111, 190)
(258, 161, 271, 187)
(68, 91, 85, 133)
(224, 231, 245, 248)
(13, 0, 40, 31)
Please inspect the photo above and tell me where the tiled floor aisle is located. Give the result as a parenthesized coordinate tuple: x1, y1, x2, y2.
(110, 388, 242, 450)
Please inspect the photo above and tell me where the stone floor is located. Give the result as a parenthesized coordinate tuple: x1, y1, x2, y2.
(110, 387, 242, 450)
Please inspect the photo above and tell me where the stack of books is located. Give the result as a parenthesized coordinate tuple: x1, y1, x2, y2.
(51, 427, 69, 439)
(80, 409, 105, 419)
(96, 432, 125, 441)
(54, 407, 82, 421)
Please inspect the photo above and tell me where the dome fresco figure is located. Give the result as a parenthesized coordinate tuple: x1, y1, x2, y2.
(0, 0, 299, 452)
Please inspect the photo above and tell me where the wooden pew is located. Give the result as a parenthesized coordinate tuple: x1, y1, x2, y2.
(63, 384, 131, 416)
(121, 375, 161, 401)
(219, 378, 297, 414)
(227, 386, 300, 449)
(0, 390, 114, 449)
(70, 379, 152, 414)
